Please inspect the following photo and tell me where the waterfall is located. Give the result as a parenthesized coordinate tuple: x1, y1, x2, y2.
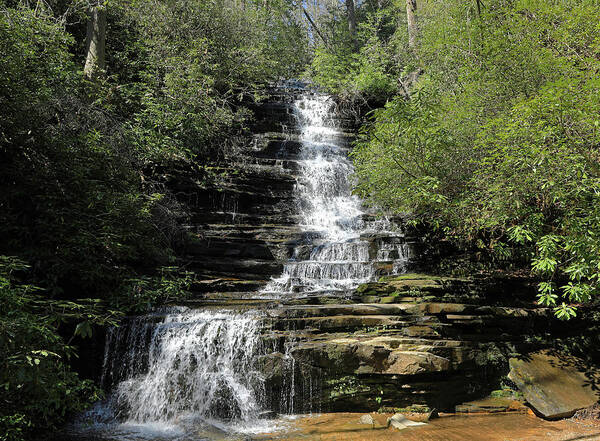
(88, 308, 273, 437)
(69, 88, 411, 440)
(263, 93, 409, 296)
(294, 95, 363, 239)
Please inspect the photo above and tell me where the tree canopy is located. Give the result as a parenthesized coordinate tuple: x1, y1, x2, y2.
(317, 0, 600, 319)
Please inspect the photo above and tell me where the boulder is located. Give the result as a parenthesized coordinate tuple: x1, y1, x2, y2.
(386, 351, 451, 375)
(292, 339, 453, 376)
(387, 413, 427, 430)
(508, 350, 600, 419)
(358, 414, 374, 425)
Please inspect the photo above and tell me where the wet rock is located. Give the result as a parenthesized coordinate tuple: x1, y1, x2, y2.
(573, 403, 600, 421)
(257, 352, 286, 385)
(427, 408, 439, 420)
(258, 410, 277, 418)
(356, 282, 395, 296)
(256, 270, 573, 413)
(508, 350, 600, 419)
(404, 325, 440, 338)
(455, 396, 527, 414)
(291, 338, 455, 377)
(387, 413, 427, 430)
(404, 408, 438, 422)
(358, 414, 374, 425)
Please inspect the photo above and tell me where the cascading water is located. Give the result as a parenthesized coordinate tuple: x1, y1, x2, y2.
(294, 95, 363, 239)
(81, 308, 274, 439)
(67, 87, 411, 441)
(263, 93, 409, 296)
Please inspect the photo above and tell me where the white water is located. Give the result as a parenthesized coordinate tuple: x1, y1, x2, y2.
(263, 94, 409, 296)
(294, 95, 363, 239)
(82, 308, 280, 438)
(70, 90, 411, 441)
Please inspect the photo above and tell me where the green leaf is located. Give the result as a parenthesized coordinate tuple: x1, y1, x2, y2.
(74, 321, 93, 339)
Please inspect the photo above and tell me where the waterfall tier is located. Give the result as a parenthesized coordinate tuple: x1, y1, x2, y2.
(90, 308, 274, 437)
(261, 93, 409, 297)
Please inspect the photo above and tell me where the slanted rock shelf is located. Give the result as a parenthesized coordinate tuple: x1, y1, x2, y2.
(256, 273, 549, 413)
(509, 350, 600, 419)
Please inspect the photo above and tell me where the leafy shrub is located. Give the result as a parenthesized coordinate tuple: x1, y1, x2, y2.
(351, 0, 600, 317)
(0, 257, 112, 440)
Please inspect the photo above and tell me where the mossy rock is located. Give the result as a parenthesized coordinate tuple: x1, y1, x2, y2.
(378, 404, 432, 414)
(325, 376, 371, 399)
(380, 295, 401, 304)
(490, 388, 523, 399)
(356, 282, 395, 296)
(380, 273, 471, 284)
(380, 273, 443, 282)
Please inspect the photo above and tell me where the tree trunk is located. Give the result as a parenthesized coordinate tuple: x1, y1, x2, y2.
(303, 8, 329, 47)
(406, 0, 418, 51)
(400, 0, 421, 97)
(346, 0, 358, 50)
(83, 2, 106, 80)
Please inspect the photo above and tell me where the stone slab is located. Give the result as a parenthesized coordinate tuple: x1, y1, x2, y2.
(387, 413, 427, 430)
(455, 396, 527, 414)
(508, 350, 600, 419)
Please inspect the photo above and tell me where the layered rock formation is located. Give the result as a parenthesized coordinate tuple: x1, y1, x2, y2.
(167, 85, 423, 300)
(258, 273, 560, 413)
(97, 86, 598, 425)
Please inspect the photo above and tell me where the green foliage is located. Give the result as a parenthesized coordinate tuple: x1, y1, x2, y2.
(116, 267, 194, 313)
(1, 1, 308, 299)
(468, 77, 600, 316)
(1, 6, 175, 299)
(349, 0, 600, 318)
(0, 257, 117, 440)
(307, 2, 400, 100)
(113, 0, 309, 163)
(352, 88, 455, 220)
(310, 47, 358, 94)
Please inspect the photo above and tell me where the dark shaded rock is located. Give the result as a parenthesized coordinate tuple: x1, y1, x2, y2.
(386, 351, 451, 375)
(508, 350, 600, 419)
(455, 396, 527, 414)
(356, 282, 395, 296)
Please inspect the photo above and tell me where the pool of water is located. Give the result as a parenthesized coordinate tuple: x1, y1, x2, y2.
(55, 412, 600, 441)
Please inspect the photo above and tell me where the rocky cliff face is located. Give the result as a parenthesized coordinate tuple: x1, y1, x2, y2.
(166, 86, 425, 300)
(113, 86, 586, 417)
(259, 273, 557, 413)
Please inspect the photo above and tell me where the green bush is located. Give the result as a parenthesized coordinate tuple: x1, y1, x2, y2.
(307, 2, 401, 100)
(351, 0, 600, 317)
(0, 257, 111, 440)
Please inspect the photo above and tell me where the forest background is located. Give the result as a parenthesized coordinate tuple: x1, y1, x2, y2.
(1, 0, 599, 439)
